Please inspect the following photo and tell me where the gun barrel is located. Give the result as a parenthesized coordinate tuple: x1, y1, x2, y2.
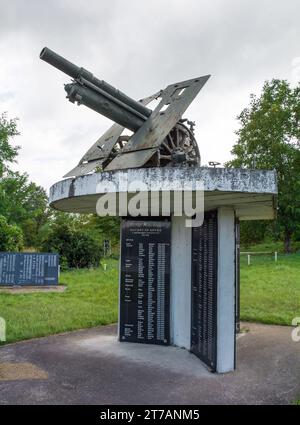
(40, 47, 80, 80)
(65, 83, 145, 132)
(40, 47, 151, 119)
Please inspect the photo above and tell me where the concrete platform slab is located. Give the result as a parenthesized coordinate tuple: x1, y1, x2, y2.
(49, 167, 277, 220)
(0, 322, 299, 405)
(0, 286, 66, 294)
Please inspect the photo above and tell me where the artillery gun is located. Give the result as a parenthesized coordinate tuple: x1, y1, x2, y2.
(40, 47, 210, 177)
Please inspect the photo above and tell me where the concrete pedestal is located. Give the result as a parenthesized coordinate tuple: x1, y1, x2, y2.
(49, 166, 277, 373)
(170, 215, 192, 350)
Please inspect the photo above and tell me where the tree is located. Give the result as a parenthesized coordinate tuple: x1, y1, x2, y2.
(0, 215, 23, 251)
(0, 113, 49, 248)
(0, 171, 49, 247)
(239, 220, 272, 248)
(0, 113, 19, 177)
(41, 215, 102, 269)
(227, 79, 300, 253)
(87, 215, 121, 247)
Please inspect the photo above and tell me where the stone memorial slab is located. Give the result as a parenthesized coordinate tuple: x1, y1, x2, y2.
(0, 253, 59, 286)
(191, 211, 218, 371)
(120, 219, 171, 345)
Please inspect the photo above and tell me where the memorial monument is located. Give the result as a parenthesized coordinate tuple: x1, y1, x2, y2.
(0, 252, 59, 286)
(41, 47, 277, 373)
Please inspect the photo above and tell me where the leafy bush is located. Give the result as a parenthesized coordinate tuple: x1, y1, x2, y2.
(0, 172, 49, 248)
(0, 215, 23, 251)
(240, 220, 271, 247)
(41, 220, 102, 269)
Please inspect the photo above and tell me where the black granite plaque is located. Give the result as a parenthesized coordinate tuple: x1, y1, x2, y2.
(0, 252, 59, 286)
(191, 210, 218, 371)
(120, 219, 170, 345)
(235, 219, 240, 334)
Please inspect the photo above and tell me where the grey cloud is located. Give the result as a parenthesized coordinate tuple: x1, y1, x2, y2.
(0, 0, 299, 190)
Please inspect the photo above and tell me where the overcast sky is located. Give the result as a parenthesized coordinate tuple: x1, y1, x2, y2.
(0, 0, 299, 191)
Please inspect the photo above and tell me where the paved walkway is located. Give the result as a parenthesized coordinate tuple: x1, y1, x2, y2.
(0, 322, 299, 404)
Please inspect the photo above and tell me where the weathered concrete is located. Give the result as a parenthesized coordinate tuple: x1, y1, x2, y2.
(217, 207, 235, 373)
(49, 167, 277, 220)
(170, 215, 192, 349)
(0, 322, 299, 405)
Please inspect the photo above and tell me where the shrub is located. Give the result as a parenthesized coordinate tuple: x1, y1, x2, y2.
(41, 221, 102, 269)
(240, 220, 272, 247)
(0, 215, 23, 251)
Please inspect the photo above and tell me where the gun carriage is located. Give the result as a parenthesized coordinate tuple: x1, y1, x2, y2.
(40, 47, 209, 177)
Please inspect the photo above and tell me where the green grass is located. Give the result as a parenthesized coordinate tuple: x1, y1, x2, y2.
(241, 240, 300, 253)
(0, 259, 119, 345)
(1, 246, 300, 345)
(240, 252, 300, 325)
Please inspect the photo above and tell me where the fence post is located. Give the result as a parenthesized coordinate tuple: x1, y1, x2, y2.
(0, 317, 6, 342)
(274, 251, 278, 262)
(247, 254, 251, 266)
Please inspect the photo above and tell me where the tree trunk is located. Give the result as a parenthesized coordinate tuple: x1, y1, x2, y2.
(284, 230, 292, 254)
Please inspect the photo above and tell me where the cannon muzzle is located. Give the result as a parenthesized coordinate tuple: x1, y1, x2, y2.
(40, 47, 82, 80)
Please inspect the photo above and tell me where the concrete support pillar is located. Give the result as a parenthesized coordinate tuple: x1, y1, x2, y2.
(217, 207, 236, 373)
(170, 215, 191, 349)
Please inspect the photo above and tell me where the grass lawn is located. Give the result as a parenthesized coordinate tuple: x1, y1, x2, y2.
(0, 259, 119, 345)
(1, 249, 300, 345)
(240, 252, 300, 325)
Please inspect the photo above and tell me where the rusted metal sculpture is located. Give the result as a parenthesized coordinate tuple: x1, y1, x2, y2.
(40, 47, 210, 177)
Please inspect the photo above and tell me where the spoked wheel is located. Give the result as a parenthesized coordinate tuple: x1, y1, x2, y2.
(103, 123, 200, 170)
(158, 122, 200, 167)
